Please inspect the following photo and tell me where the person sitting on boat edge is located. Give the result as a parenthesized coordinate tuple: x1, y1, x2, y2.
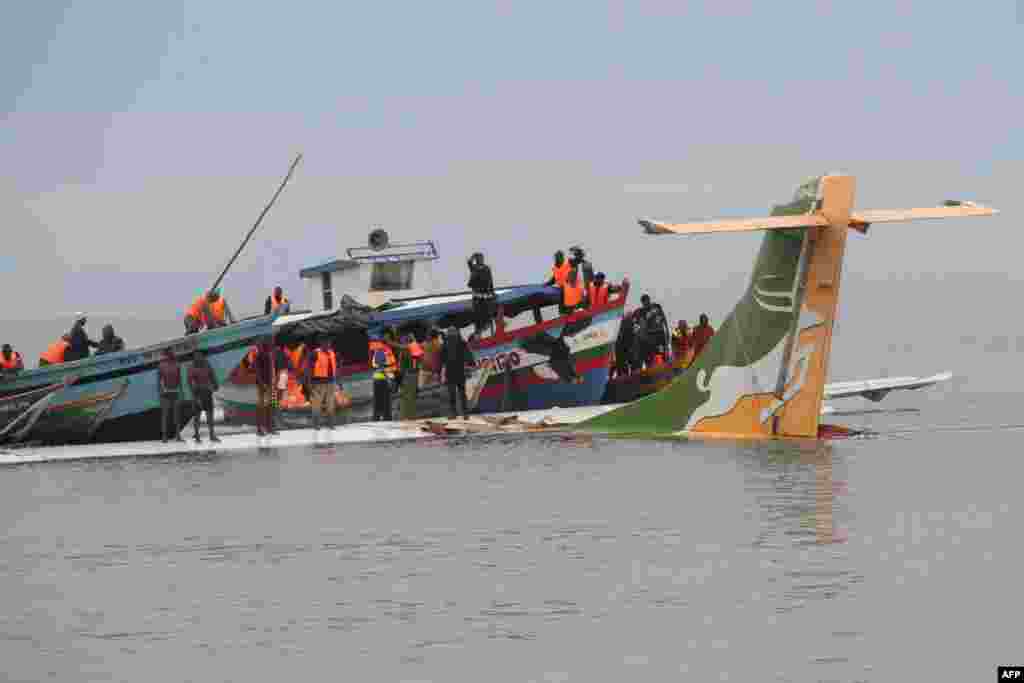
(264, 286, 290, 316)
(96, 324, 125, 355)
(188, 350, 220, 443)
(1, 344, 24, 377)
(158, 348, 185, 443)
(65, 313, 99, 362)
(304, 337, 341, 430)
(39, 335, 71, 367)
(467, 252, 496, 337)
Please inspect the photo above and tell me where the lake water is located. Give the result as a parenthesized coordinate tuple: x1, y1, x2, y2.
(2, 374, 1021, 682)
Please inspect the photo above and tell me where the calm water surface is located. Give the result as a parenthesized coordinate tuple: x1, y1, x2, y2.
(1, 389, 1021, 682)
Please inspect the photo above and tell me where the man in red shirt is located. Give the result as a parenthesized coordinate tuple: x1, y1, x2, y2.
(691, 314, 715, 359)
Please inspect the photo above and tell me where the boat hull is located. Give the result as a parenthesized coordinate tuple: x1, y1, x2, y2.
(0, 318, 272, 445)
(220, 305, 623, 425)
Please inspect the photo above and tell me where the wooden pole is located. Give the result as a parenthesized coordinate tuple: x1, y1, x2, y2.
(209, 153, 303, 294)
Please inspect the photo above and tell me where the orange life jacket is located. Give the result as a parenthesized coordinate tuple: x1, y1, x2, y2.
(312, 348, 336, 379)
(551, 261, 571, 287)
(588, 283, 609, 308)
(40, 339, 69, 365)
(270, 293, 289, 313)
(208, 297, 226, 325)
(0, 351, 22, 370)
(408, 340, 424, 368)
(187, 296, 206, 322)
(563, 276, 584, 308)
(368, 340, 396, 370)
(287, 345, 305, 373)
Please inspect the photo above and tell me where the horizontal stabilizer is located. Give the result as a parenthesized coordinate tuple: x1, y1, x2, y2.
(823, 371, 953, 401)
(849, 203, 998, 230)
(639, 215, 828, 235)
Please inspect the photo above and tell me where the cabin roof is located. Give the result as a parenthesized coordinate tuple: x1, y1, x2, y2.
(298, 259, 359, 278)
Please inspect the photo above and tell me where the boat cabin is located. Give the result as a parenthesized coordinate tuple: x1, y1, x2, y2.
(298, 230, 441, 311)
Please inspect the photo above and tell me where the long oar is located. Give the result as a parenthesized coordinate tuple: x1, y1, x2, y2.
(209, 153, 303, 293)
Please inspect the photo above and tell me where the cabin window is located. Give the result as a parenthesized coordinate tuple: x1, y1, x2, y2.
(370, 262, 414, 291)
(321, 272, 333, 310)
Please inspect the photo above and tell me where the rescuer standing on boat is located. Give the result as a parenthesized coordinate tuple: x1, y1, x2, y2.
(568, 246, 594, 291)
(440, 326, 474, 419)
(158, 348, 185, 443)
(188, 350, 220, 443)
(251, 340, 278, 436)
(467, 253, 496, 337)
(545, 250, 570, 288)
(672, 320, 691, 362)
(398, 334, 420, 420)
(305, 337, 341, 429)
(0, 344, 24, 377)
(560, 267, 585, 315)
(265, 286, 291, 316)
(692, 314, 715, 359)
(370, 336, 394, 422)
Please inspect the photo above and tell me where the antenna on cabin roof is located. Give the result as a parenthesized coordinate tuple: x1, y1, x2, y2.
(368, 225, 389, 251)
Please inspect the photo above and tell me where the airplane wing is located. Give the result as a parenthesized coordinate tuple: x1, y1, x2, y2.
(823, 371, 953, 402)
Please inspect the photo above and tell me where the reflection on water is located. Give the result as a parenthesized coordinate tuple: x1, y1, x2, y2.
(1, 428, 1020, 681)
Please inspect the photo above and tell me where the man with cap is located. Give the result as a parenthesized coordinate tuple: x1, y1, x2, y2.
(65, 313, 99, 362)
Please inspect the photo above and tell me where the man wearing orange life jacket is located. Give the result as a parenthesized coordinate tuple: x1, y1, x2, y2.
(304, 338, 341, 429)
(587, 272, 624, 309)
(264, 286, 291, 316)
(184, 289, 236, 335)
(39, 336, 71, 367)
(1, 344, 24, 378)
(544, 250, 571, 288)
(560, 267, 585, 315)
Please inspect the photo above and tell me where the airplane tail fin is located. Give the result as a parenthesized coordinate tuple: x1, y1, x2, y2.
(583, 175, 996, 439)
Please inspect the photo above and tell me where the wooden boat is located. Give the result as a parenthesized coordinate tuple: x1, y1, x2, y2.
(220, 282, 629, 425)
(0, 317, 277, 445)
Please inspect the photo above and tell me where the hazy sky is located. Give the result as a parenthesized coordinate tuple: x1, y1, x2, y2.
(2, 1, 1020, 344)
